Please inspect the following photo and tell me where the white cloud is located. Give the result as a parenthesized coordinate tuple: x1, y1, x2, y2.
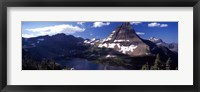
(24, 24, 85, 37)
(148, 22, 168, 28)
(160, 24, 168, 27)
(136, 32, 145, 35)
(77, 22, 85, 25)
(130, 22, 142, 25)
(90, 33, 93, 36)
(92, 22, 110, 28)
(22, 34, 36, 38)
(148, 22, 160, 27)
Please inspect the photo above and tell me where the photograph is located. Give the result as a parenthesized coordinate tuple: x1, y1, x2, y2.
(22, 21, 178, 70)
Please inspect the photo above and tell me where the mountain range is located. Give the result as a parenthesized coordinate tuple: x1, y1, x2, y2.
(22, 33, 87, 59)
(22, 22, 178, 70)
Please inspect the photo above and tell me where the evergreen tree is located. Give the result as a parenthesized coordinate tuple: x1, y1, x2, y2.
(141, 62, 149, 70)
(50, 59, 55, 70)
(151, 54, 161, 70)
(166, 58, 172, 70)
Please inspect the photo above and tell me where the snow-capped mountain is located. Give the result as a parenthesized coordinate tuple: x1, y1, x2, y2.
(98, 22, 152, 56)
(149, 37, 163, 44)
(148, 37, 178, 52)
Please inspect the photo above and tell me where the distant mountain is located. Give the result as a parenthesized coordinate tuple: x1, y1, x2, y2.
(22, 35, 50, 48)
(149, 37, 163, 43)
(149, 37, 178, 52)
(22, 33, 88, 59)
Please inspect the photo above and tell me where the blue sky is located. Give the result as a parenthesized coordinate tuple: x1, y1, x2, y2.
(22, 21, 178, 43)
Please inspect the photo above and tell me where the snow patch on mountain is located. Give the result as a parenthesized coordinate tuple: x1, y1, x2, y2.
(36, 38, 45, 44)
(98, 43, 138, 54)
(114, 39, 130, 42)
(84, 38, 100, 45)
(120, 45, 138, 54)
(38, 38, 44, 41)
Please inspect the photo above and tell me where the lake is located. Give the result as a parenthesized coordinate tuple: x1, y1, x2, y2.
(55, 58, 127, 70)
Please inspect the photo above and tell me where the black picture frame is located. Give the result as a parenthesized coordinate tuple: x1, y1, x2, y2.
(0, 0, 200, 92)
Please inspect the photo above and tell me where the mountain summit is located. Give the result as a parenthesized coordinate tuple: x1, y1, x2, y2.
(98, 22, 151, 56)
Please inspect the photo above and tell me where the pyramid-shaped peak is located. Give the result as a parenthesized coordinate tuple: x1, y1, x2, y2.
(122, 22, 131, 26)
(98, 22, 152, 56)
(101, 22, 143, 43)
(120, 22, 132, 29)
